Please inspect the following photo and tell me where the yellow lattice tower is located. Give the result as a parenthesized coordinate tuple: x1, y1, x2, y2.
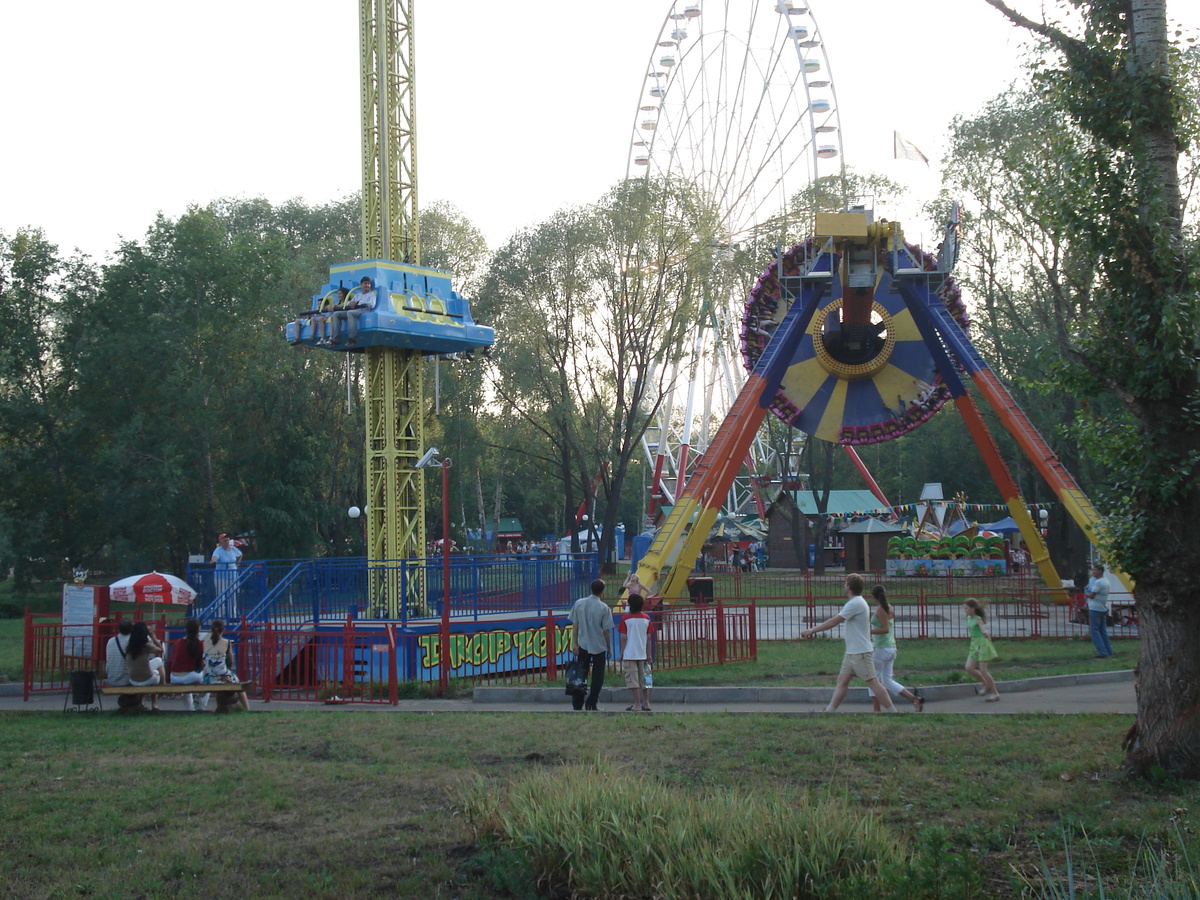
(361, 0, 423, 615)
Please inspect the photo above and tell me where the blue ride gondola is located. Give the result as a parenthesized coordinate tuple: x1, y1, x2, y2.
(285, 258, 494, 355)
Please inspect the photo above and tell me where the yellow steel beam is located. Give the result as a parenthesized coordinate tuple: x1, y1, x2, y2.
(365, 346, 426, 616)
(360, 0, 418, 264)
(360, 0, 428, 616)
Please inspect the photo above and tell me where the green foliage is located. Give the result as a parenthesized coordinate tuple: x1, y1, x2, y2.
(1023, 12, 1200, 575)
(0, 195, 498, 573)
(476, 174, 715, 550)
(943, 8, 1200, 584)
(1024, 820, 1200, 899)
(457, 759, 909, 900)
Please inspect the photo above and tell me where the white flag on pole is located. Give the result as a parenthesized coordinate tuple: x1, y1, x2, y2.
(893, 131, 930, 166)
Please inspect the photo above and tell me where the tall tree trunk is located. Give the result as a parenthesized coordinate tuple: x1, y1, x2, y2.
(491, 476, 503, 553)
(561, 443, 578, 554)
(1129, 0, 1181, 227)
(1125, 584, 1200, 777)
(202, 433, 217, 548)
(1124, 402, 1200, 778)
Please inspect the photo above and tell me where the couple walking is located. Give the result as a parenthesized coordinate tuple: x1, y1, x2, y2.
(803, 573, 1001, 710)
(801, 573, 924, 713)
(568, 579, 654, 712)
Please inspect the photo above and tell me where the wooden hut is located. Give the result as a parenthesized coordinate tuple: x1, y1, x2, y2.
(840, 518, 905, 573)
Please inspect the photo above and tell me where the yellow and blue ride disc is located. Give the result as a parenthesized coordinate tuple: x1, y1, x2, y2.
(741, 240, 968, 444)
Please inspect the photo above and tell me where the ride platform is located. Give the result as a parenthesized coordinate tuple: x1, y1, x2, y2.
(285, 258, 494, 355)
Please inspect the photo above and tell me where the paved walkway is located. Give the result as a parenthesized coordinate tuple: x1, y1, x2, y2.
(1, 670, 1136, 715)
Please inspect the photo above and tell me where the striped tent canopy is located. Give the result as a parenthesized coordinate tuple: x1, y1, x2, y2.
(708, 516, 767, 542)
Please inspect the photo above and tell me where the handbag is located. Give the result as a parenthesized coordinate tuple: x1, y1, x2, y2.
(564, 659, 588, 695)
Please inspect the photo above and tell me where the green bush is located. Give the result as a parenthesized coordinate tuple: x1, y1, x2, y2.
(457, 759, 911, 899)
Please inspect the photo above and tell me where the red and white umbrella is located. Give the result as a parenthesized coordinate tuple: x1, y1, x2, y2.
(108, 571, 198, 606)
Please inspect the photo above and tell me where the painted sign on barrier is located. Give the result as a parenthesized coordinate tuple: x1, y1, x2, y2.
(416, 620, 576, 678)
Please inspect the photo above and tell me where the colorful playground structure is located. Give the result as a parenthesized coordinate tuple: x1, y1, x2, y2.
(627, 204, 1131, 604)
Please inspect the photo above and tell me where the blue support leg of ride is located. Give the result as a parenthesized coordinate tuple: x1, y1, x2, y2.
(891, 274, 993, 383)
(756, 280, 830, 403)
(892, 278, 972, 398)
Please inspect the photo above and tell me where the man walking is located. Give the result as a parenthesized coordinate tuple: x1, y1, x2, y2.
(1084, 563, 1113, 658)
(569, 578, 615, 711)
(801, 572, 896, 712)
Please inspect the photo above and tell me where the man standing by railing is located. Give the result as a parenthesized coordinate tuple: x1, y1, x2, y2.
(210, 533, 243, 599)
(569, 579, 614, 711)
(1085, 564, 1113, 659)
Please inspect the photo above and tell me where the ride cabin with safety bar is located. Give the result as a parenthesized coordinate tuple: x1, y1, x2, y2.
(285, 259, 494, 355)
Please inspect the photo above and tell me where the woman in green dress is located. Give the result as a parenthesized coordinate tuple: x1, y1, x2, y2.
(964, 597, 1000, 701)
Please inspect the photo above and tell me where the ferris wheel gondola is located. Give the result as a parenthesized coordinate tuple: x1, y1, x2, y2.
(627, 0, 845, 521)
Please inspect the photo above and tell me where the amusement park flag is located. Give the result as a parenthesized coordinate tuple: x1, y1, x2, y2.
(893, 131, 930, 166)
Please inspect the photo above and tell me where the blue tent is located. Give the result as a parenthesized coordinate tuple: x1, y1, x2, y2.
(981, 516, 1021, 533)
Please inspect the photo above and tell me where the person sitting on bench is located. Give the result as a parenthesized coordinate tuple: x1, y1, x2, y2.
(103, 618, 134, 687)
(203, 619, 249, 711)
(169, 618, 210, 712)
(127, 621, 166, 711)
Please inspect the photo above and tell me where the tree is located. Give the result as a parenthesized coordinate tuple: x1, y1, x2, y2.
(982, 0, 1200, 776)
(477, 176, 713, 568)
(0, 230, 100, 582)
(939, 87, 1126, 576)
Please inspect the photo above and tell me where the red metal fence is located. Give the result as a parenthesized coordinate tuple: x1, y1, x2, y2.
(22, 601, 757, 704)
(23, 574, 1131, 703)
(751, 592, 1137, 641)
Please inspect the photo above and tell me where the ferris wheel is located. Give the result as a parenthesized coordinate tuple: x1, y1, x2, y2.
(626, 0, 845, 522)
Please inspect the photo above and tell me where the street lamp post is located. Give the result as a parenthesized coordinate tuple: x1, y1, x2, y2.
(439, 456, 452, 694)
(416, 449, 453, 694)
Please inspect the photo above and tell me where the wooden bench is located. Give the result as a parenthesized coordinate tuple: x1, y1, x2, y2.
(100, 682, 253, 712)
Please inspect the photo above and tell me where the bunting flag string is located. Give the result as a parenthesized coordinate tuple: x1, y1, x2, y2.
(815, 502, 1055, 521)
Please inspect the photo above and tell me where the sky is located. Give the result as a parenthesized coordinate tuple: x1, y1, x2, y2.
(1, 1, 1195, 262)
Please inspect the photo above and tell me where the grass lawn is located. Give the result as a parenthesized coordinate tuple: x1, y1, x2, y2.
(0, 711, 1193, 899)
(656, 636, 1139, 688)
(0, 580, 1172, 899)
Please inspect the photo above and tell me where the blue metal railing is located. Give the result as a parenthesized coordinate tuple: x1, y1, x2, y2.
(188, 553, 600, 625)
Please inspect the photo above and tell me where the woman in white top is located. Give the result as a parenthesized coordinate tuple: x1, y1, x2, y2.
(202, 619, 249, 711)
(869, 585, 924, 712)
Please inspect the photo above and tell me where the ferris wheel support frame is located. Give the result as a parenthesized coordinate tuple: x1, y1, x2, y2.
(628, 1, 847, 523)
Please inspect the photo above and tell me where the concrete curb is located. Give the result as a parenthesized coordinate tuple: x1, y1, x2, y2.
(3, 670, 1134, 704)
(472, 669, 1135, 706)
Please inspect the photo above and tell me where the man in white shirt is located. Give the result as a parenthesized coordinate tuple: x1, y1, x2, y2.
(330, 276, 378, 347)
(103, 618, 134, 686)
(210, 533, 243, 598)
(1084, 563, 1113, 658)
(801, 572, 896, 712)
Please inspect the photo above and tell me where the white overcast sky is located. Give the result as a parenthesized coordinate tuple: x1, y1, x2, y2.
(2, 1, 1195, 262)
